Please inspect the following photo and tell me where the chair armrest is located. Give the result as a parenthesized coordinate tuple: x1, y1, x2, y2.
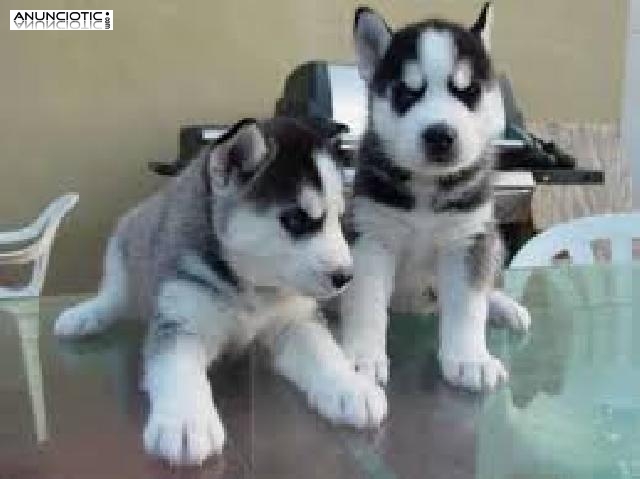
(0, 194, 79, 245)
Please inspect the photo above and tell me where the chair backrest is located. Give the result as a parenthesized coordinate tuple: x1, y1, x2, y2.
(509, 213, 640, 268)
(0, 193, 78, 298)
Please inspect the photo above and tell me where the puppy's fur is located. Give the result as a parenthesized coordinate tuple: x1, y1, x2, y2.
(341, 4, 531, 391)
(55, 117, 386, 466)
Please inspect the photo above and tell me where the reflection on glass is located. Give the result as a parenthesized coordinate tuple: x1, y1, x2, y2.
(1, 299, 48, 444)
(478, 266, 640, 479)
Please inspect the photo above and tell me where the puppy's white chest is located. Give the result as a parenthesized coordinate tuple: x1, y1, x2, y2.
(232, 292, 317, 346)
(390, 228, 438, 313)
(388, 208, 493, 313)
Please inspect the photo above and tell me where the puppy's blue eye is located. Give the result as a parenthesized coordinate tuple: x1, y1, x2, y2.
(391, 82, 425, 115)
(280, 208, 324, 238)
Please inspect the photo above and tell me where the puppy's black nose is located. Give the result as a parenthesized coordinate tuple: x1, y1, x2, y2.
(330, 270, 353, 289)
(422, 123, 457, 159)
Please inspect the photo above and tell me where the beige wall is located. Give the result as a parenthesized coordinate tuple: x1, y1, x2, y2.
(0, 0, 628, 294)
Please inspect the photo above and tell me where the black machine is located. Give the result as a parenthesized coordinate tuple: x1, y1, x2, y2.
(149, 61, 604, 254)
(272, 61, 603, 185)
(155, 61, 603, 186)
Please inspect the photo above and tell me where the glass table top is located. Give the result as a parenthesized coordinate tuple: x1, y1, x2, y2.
(0, 264, 638, 478)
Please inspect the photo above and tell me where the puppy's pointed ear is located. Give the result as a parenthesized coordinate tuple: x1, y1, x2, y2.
(470, 2, 493, 51)
(354, 7, 392, 84)
(209, 118, 267, 189)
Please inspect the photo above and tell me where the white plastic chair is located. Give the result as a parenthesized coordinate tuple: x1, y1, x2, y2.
(503, 214, 638, 459)
(510, 213, 640, 268)
(0, 193, 79, 298)
(0, 193, 78, 444)
(505, 213, 639, 301)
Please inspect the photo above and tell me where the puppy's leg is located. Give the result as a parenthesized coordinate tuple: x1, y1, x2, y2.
(142, 281, 228, 466)
(340, 239, 396, 385)
(55, 235, 129, 337)
(437, 234, 507, 391)
(488, 289, 531, 332)
(262, 304, 387, 428)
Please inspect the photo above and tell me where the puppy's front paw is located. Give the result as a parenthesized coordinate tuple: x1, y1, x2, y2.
(502, 300, 531, 332)
(488, 291, 531, 332)
(144, 393, 225, 466)
(344, 344, 389, 386)
(439, 351, 508, 392)
(54, 304, 107, 337)
(308, 373, 387, 428)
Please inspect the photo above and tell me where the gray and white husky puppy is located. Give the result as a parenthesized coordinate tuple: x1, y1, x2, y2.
(55, 117, 386, 465)
(340, 4, 531, 392)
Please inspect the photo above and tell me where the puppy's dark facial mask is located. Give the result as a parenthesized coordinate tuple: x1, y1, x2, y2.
(210, 117, 352, 297)
(353, 4, 505, 173)
(355, 6, 493, 115)
(209, 117, 347, 241)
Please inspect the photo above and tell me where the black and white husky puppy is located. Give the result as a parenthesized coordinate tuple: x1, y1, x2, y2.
(55, 117, 386, 465)
(341, 4, 531, 392)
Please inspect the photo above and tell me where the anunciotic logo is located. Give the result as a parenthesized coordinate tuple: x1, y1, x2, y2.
(10, 10, 113, 30)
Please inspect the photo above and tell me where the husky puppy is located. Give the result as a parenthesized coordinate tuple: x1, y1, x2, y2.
(55, 117, 386, 465)
(341, 4, 531, 392)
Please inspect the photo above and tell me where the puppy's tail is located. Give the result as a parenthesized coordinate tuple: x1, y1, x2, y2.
(54, 236, 129, 338)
